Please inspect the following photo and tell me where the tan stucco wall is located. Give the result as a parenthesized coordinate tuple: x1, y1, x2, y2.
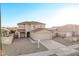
(18, 25, 25, 29)
(18, 24, 45, 32)
(2, 35, 13, 44)
(30, 30, 52, 40)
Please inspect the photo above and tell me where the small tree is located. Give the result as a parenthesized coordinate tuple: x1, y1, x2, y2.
(9, 30, 16, 34)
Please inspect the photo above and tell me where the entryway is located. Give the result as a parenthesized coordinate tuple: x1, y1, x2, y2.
(27, 32, 30, 37)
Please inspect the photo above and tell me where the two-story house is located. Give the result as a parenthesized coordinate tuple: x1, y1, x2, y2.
(16, 21, 45, 38)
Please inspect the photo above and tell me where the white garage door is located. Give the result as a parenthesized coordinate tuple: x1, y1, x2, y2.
(20, 32, 25, 38)
(36, 33, 52, 40)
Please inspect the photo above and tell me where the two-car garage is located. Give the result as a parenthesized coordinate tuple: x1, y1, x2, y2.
(30, 28, 53, 40)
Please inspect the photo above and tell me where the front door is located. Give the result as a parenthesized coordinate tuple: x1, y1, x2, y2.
(27, 32, 30, 37)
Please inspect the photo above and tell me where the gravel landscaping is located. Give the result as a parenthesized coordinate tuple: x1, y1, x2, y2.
(2, 38, 48, 56)
(53, 37, 79, 46)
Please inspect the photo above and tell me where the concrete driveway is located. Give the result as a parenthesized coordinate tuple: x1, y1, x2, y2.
(40, 39, 78, 56)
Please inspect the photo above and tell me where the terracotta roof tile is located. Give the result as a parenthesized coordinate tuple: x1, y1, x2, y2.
(17, 29, 25, 32)
(17, 21, 45, 25)
(30, 28, 53, 33)
(57, 24, 79, 32)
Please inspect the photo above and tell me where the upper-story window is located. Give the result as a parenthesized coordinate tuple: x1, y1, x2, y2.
(19, 25, 25, 29)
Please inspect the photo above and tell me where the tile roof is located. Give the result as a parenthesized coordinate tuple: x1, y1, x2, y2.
(57, 24, 79, 32)
(1, 28, 9, 32)
(30, 28, 53, 33)
(17, 29, 26, 32)
(17, 21, 45, 25)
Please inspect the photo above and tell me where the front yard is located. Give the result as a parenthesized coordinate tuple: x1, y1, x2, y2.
(2, 38, 48, 56)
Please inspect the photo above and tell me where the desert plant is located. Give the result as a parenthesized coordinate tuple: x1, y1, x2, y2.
(9, 30, 16, 34)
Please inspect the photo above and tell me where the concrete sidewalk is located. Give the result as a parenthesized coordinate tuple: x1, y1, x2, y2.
(21, 50, 55, 56)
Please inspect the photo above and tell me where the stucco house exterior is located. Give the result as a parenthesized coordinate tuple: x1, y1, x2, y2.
(57, 24, 79, 37)
(30, 28, 53, 40)
(48, 24, 79, 38)
(54, 24, 79, 41)
(16, 21, 46, 38)
(1, 27, 10, 37)
(1, 27, 14, 44)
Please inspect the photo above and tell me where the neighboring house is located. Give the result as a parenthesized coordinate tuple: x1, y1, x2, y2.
(55, 24, 79, 38)
(30, 28, 53, 40)
(1, 27, 9, 37)
(7, 27, 17, 31)
(49, 24, 79, 38)
(51, 26, 60, 30)
(1, 27, 15, 44)
(16, 21, 46, 38)
(57, 24, 79, 32)
(7, 27, 17, 32)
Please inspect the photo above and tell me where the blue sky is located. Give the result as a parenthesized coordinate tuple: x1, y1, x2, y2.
(1, 3, 79, 27)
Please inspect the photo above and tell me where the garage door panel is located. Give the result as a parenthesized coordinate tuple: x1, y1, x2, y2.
(35, 34, 52, 40)
(20, 32, 25, 38)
